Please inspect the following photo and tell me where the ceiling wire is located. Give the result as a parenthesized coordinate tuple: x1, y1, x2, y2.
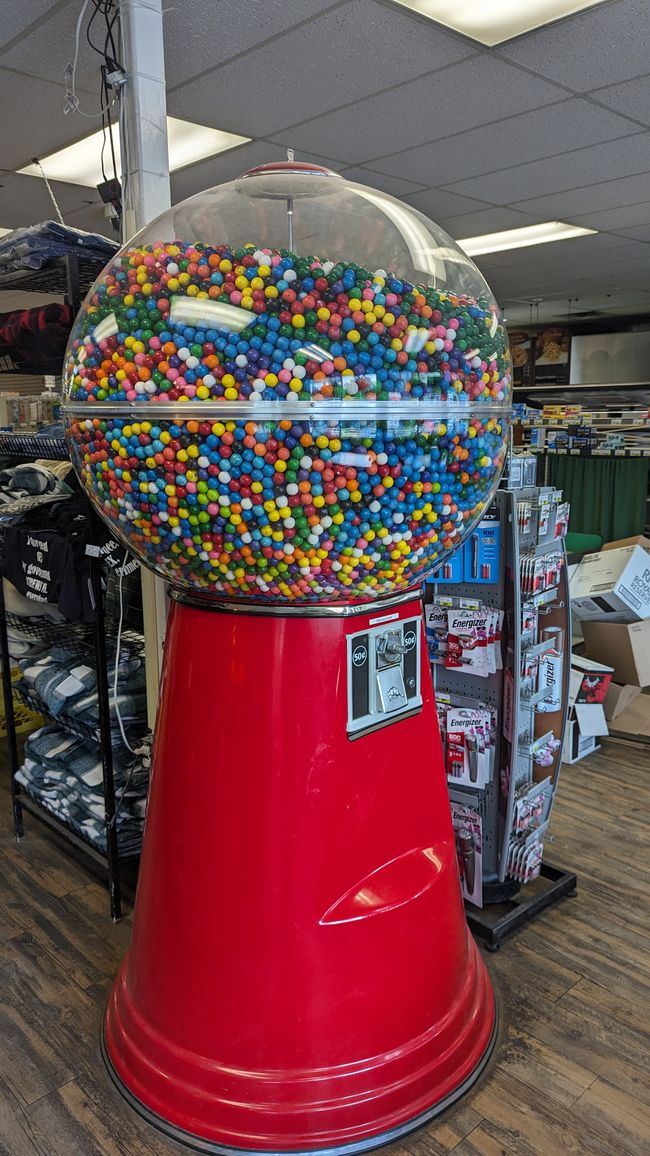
(61, 0, 123, 229)
(31, 159, 65, 225)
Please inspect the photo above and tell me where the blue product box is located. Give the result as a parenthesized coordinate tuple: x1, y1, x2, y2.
(463, 519, 501, 584)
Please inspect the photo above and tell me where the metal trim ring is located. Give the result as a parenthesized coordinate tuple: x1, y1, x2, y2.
(169, 587, 423, 618)
(63, 401, 511, 421)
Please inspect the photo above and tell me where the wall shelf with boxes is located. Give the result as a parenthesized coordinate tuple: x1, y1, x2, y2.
(512, 400, 650, 457)
(510, 392, 650, 544)
(0, 433, 150, 921)
(424, 482, 576, 950)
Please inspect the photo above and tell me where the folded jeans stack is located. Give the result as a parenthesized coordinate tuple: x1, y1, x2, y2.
(16, 724, 148, 853)
(0, 221, 118, 275)
(18, 641, 147, 751)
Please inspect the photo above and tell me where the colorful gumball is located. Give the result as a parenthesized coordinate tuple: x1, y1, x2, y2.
(63, 165, 511, 603)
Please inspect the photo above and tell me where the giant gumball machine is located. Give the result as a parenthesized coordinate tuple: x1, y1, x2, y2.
(63, 163, 511, 1154)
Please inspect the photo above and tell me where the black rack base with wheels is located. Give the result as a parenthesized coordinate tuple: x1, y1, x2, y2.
(466, 862, 578, 951)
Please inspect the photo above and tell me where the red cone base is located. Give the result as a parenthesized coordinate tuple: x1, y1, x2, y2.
(104, 593, 496, 1153)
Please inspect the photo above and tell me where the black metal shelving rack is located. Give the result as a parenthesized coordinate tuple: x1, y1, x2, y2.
(0, 252, 146, 919)
(0, 252, 104, 376)
(0, 436, 148, 919)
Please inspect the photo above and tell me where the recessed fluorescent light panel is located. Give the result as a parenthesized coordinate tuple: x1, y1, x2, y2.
(391, 1, 610, 47)
(457, 221, 597, 256)
(19, 118, 250, 187)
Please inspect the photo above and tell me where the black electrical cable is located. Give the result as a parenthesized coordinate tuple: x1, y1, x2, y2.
(100, 112, 109, 183)
(85, 0, 104, 57)
(101, 64, 121, 206)
(85, 0, 122, 72)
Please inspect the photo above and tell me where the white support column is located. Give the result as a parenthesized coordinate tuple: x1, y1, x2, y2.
(120, 0, 171, 235)
(119, 0, 171, 726)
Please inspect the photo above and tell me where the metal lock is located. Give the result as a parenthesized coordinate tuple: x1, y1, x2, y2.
(347, 618, 421, 737)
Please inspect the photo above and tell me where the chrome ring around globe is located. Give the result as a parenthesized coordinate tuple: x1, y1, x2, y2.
(63, 164, 511, 604)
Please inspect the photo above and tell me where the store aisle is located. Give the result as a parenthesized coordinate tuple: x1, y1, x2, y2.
(0, 746, 648, 1156)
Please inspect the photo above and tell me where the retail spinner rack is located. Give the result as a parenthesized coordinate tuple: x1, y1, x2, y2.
(426, 483, 577, 949)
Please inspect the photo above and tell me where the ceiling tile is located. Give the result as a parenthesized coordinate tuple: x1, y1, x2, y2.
(0, 171, 97, 230)
(498, 0, 650, 93)
(0, 0, 98, 88)
(508, 169, 650, 218)
(439, 206, 546, 238)
(605, 266, 650, 290)
(0, 67, 100, 169)
(169, 0, 476, 139)
(337, 167, 426, 197)
(589, 74, 650, 127)
(430, 99, 638, 191)
(270, 54, 563, 166)
(0, 0, 60, 51)
(399, 187, 495, 219)
(610, 223, 650, 243)
(568, 199, 650, 231)
(165, 0, 342, 88)
(374, 98, 637, 188)
(65, 201, 115, 239)
(443, 134, 650, 204)
(497, 232, 643, 261)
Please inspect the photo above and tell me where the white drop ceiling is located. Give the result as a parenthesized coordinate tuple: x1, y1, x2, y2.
(1, 0, 649, 324)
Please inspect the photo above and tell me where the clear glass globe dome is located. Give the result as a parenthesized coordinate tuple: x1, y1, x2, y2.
(63, 162, 511, 604)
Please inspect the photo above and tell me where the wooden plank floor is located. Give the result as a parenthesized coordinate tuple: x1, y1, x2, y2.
(1, 742, 649, 1156)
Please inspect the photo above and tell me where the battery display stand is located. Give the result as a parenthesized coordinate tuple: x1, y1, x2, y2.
(425, 484, 577, 950)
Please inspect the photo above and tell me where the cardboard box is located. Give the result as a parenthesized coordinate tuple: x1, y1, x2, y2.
(604, 682, 642, 721)
(570, 545, 650, 622)
(564, 654, 613, 756)
(569, 653, 614, 707)
(607, 692, 650, 740)
(582, 618, 650, 688)
(562, 717, 600, 764)
(602, 535, 650, 554)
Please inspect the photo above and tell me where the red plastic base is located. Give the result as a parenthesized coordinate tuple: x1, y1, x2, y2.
(104, 596, 495, 1152)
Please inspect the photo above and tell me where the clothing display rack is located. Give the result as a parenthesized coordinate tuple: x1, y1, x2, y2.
(0, 432, 148, 920)
(0, 250, 148, 920)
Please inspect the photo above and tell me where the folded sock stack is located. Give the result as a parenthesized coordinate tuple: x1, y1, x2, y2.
(17, 642, 147, 752)
(16, 724, 148, 853)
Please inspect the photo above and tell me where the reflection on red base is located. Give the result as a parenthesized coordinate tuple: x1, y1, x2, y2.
(104, 596, 495, 1153)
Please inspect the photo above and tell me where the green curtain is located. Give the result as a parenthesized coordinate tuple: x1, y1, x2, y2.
(545, 454, 649, 542)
